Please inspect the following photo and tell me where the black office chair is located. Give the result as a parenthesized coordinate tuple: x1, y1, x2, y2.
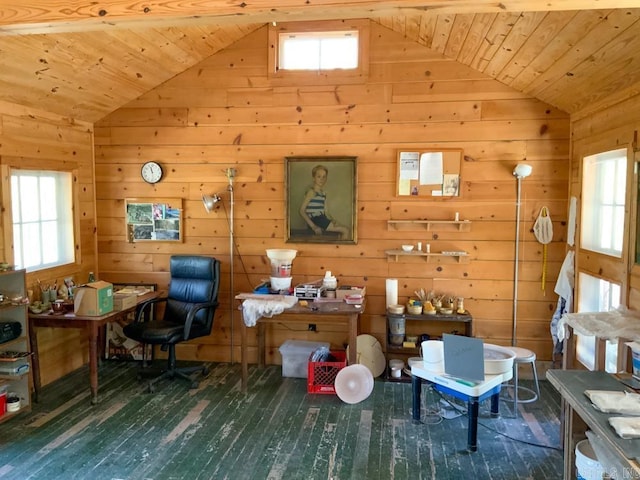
(123, 255, 220, 392)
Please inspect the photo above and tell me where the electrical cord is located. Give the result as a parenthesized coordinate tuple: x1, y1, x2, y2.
(431, 388, 562, 451)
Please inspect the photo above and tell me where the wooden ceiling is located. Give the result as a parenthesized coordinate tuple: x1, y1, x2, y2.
(1, 1, 639, 123)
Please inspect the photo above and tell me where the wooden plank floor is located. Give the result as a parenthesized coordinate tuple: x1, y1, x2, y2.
(0, 362, 563, 479)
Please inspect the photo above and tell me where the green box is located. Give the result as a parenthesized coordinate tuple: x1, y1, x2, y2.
(74, 281, 114, 316)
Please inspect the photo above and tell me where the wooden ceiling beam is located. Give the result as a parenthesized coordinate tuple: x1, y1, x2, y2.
(1, 0, 638, 35)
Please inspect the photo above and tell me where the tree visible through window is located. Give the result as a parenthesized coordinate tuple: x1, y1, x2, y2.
(11, 169, 75, 271)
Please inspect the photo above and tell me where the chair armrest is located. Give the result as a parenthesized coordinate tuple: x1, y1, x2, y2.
(183, 300, 219, 339)
(134, 297, 168, 323)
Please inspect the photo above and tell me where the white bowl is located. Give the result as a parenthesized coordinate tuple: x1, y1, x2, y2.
(401, 245, 414, 252)
(484, 344, 516, 375)
(266, 249, 297, 262)
(270, 276, 292, 291)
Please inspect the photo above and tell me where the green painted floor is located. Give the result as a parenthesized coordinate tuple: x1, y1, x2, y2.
(0, 361, 563, 479)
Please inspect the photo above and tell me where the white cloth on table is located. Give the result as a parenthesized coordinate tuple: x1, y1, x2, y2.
(608, 417, 640, 439)
(557, 306, 640, 343)
(585, 390, 640, 415)
(240, 295, 298, 327)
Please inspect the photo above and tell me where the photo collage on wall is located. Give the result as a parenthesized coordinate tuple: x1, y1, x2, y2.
(126, 199, 182, 242)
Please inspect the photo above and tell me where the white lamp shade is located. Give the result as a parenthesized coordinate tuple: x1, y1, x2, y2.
(513, 164, 533, 178)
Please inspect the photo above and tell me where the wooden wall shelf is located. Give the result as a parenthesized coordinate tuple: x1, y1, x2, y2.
(384, 250, 469, 263)
(387, 220, 471, 232)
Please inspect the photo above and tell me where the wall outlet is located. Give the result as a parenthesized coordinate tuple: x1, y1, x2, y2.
(308, 323, 316, 332)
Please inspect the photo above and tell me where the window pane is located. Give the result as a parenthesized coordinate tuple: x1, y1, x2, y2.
(11, 169, 75, 271)
(576, 272, 621, 372)
(581, 148, 627, 256)
(279, 30, 358, 71)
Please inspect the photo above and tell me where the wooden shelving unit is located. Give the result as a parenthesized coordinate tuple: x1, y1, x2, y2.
(0, 268, 32, 422)
(385, 311, 473, 382)
(387, 220, 472, 232)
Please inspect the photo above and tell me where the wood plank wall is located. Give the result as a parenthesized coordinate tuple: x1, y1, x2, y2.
(0, 100, 98, 386)
(94, 22, 570, 365)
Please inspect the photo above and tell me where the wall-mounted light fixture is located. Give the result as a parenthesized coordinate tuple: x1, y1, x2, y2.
(512, 163, 532, 346)
(202, 167, 236, 362)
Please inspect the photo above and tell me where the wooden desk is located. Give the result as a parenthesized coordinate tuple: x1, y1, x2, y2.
(547, 369, 640, 479)
(28, 291, 158, 404)
(239, 298, 364, 392)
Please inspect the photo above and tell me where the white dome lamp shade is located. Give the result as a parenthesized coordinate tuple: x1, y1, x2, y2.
(513, 163, 533, 179)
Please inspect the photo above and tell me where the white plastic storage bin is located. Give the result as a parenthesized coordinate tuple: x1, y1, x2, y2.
(279, 340, 330, 378)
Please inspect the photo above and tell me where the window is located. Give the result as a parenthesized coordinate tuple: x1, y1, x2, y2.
(11, 169, 75, 271)
(268, 20, 370, 84)
(581, 148, 627, 257)
(279, 30, 359, 71)
(576, 272, 621, 371)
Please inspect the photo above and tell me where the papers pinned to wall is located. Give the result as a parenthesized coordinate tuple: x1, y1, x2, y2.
(396, 149, 462, 197)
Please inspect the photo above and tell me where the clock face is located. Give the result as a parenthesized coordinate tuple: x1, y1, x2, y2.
(141, 161, 163, 184)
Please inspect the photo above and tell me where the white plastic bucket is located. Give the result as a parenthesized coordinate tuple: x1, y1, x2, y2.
(575, 439, 604, 480)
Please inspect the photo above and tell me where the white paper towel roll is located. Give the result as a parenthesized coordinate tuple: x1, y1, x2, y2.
(385, 278, 398, 307)
(422, 340, 444, 372)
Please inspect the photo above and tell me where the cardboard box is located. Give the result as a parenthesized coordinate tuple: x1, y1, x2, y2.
(74, 281, 113, 316)
(113, 292, 137, 311)
(336, 286, 366, 300)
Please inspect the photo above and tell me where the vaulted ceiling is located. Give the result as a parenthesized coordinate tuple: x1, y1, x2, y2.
(2, 1, 639, 123)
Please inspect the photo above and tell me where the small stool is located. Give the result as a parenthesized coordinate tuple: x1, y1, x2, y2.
(503, 347, 540, 414)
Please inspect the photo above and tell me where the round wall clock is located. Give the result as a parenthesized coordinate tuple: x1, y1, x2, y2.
(141, 161, 163, 184)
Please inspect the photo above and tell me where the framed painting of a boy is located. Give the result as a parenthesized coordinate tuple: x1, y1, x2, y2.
(285, 156, 357, 244)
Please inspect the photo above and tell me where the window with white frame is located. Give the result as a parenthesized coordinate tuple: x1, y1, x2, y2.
(581, 148, 627, 257)
(11, 169, 75, 271)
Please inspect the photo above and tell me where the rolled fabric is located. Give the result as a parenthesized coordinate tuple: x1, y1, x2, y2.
(385, 278, 398, 307)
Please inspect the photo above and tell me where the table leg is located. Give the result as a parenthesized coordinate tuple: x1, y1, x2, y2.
(28, 324, 41, 403)
(257, 322, 266, 368)
(347, 313, 358, 365)
(241, 319, 248, 393)
(490, 392, 499, 417)
(89, 323, 99, 405)
(412, 374, 421, 421)
(467, 399, 479, 452)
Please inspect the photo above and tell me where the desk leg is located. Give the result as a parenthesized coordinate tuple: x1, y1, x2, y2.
(89, 323, 99, 405)
(467, 399, 479, 452)
(412, 375, 421, 422)
(29, 325, 41, 403)
(490, 392, 499, 418)
(241, 318, 248, 393)
(347, 313, 358, 365)
(257, 322, 266, 369)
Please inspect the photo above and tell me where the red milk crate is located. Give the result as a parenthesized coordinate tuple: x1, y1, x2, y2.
(307, 350, 347, 394)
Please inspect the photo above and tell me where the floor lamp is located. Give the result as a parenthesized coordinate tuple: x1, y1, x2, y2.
(512, 163, 533, 347)
(202, 167, 236, 363)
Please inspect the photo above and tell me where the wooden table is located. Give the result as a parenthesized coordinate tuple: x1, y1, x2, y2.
(239, 297, 364, 392)
(411, 363, 512, 452)
(547, 369, 640, 479)
(28, 291, 158, 404)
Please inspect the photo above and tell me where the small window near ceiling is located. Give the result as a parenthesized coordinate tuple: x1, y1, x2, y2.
(581, 148, 627, 257)
(11, 169, 75, 271)
(576, 272, 621, 371)
(268, 20, 370, 84)
(279, 30, 359, 71)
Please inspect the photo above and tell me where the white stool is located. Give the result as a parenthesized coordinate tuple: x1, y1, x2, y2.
(503, 347, 540, 414)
